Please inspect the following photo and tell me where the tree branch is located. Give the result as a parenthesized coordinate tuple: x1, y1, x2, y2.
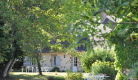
(83, 16, 138, 24)
(127, 16, 138, 23)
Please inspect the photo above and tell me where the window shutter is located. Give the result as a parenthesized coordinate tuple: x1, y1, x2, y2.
(26, 56, 30, 66)
(52, 57, 54, 66)
(56, 56, 61, 66)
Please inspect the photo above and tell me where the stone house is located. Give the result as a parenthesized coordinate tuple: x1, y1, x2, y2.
(23, 43, 87, 72)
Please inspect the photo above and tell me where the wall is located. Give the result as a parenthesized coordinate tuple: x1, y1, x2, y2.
(23, 53, 83, 72)
(42, 53, 73, 71)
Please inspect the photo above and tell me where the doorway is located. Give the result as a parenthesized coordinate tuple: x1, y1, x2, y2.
(73, 57, 77, 72)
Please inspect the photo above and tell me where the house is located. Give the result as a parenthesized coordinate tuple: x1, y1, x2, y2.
(23, 12, 116, 72)
(23, 45, 86, 72)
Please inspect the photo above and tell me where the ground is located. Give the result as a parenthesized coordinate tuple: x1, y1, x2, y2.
(0, 72, 65, 80)
(0, 72, 88, 80)
(10, 72, 67, 80)
(0, 72, 86, 80)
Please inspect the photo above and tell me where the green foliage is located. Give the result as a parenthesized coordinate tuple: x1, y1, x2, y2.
(66, 70, 71, 77)
(1, 0, 138, 78)
(53, 76, 65, 80)
(80, 48, 115, 72)
(124, 61, 138, 80)
(48, 76, 65, 80)
(0, 0, 72, 61)
(115, 71, 124, 80)
(50, 66, 60, 72)
(66, 70, 83, 80)
(92, 60, 117, 80)
(0, 0, 75, 76)
(61, 0, 138, 79)
(107, 23, 138, 70)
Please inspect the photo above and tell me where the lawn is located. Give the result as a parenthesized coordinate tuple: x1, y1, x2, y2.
(9, 72, 66, 80)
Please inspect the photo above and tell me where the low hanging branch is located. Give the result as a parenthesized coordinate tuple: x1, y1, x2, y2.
(83, 16, 138, 24)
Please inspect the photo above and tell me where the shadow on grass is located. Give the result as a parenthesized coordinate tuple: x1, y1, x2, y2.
(9, 74, 65, 80)
(10, 74, 47, 80)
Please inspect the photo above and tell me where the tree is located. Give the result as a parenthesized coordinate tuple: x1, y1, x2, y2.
(61, 0, 138, 79)
(0, 0, 73, 77)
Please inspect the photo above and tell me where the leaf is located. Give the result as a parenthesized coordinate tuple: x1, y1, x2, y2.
(103, 25, 106, 30)
(115, 6, 121, 14)
(122, 2, 129, 6)
(109, 20, 112, 28)
(132, 17, 138, 22)
(118, 0, 122, 5)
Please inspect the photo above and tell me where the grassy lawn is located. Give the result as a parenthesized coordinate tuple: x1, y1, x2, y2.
(9, 72, 65, 80)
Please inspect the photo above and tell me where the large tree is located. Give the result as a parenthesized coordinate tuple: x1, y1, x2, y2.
(0, 0, 73, 77)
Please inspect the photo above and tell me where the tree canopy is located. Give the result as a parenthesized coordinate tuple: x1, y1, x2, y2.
(61, 0, 138, 79)
(0, 0, 75, 77)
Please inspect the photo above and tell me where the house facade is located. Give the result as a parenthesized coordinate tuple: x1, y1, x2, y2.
(23, 52, 83, 72)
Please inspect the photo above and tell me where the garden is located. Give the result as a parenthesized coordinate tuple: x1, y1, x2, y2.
(7, 48, 117, 80)
(8, 46, 138, 80)
(79, 48, 117, 80)
(0, 0, 138, 80)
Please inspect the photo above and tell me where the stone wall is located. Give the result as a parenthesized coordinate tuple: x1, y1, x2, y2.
(23, 53, 83, 72)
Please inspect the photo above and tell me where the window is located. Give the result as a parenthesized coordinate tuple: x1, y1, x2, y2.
(74, 57, 77, 66)
(54, 56, 56, 65)
(53, 56, 61, 66)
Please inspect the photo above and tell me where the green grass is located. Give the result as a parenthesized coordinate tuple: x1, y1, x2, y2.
(9, 72, 65, 80)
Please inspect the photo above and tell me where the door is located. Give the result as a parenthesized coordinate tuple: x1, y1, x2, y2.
(53, 56, 61, 66)
(73, 57, 77, 72)
(56, 56, 61, 66)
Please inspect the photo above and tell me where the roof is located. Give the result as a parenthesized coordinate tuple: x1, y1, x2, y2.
(76, 38, 88, 51)
(101, 17, 116, 30)
(42, 40, 70, 53)
(42, 38, 88, 53)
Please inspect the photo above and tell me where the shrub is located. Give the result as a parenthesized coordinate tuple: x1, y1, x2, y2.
(50, 66, 60, 72)
(66, 70, 71, 78)
(66, 70, 83, 80)
(53, 76, 65, 80)
(48, 76, 65, 80)
(80, 48, 115, 72)
(92, 60, 117, 80)
(62, 70, 65, 72)
(12, 69, 22, 72)
(48, 76, 54, 80)
(115, 71, 124, 80)
(123, 61, 138, 80)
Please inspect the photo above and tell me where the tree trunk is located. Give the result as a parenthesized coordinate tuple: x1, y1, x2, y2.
(2, 60, 12, 77)
(36, 56, 42, 75)
(7, 58, 16, 77)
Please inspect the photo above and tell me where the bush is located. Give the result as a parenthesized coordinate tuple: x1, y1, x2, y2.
(123, 61, 138, 80)
(115, 71, 124, 80)
(92, 60, 117, 80)
(62, 70, 65, 72)
(48, 76, 65, 80)
(66, 70, 83, 80)
(50, 66, 60, 72)
(53, 76, 65, 80)
(80, 48, 115, 72)
(12, 69, 22, 72)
